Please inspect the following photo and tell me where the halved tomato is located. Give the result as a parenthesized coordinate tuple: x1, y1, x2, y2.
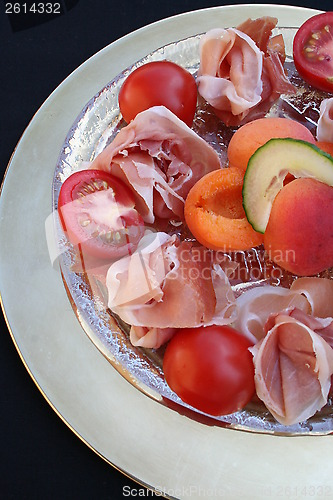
(293, 12, 333, 93)
(58, 169, 145, 260)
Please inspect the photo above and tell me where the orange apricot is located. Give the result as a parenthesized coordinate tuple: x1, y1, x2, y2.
(316, 141, 333, 157)
(184, 167, 264, 252)
(227, 117, 315, 172)
(264, 178, 333, 276)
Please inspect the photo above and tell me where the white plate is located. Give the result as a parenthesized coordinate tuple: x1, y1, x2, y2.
(1, 4, 332, 499)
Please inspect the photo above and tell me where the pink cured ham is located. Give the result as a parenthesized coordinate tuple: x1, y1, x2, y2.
(250, 308, 333, 425)
(236, 17, 295, 102)
(237, 17, 294, 96)
(233, 278, 333, 343)
(290, 277, 333, 318)
(197, 17, 295, 126)
(280, 308, 333, 350)
(236, 16, 278, 54)
(263, 50, 295, 97)
(233, 285, 310, 343)
(316, 98, 333, 143)
(106, 232, 237, 347)
(90, 106, 221, 223)
(197, 28, 263, 122)
(129, 326, 177, 349)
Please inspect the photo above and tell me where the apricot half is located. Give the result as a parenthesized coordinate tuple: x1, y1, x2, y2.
(264, 178, 333, 276)
(227, 117, 315, 172)
(184, 167, 263, 252)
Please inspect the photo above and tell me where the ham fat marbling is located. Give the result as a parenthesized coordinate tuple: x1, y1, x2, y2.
(91, 106, 221, 223)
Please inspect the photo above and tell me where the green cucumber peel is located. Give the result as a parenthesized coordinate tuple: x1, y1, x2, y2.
(242, 138, 333, 234)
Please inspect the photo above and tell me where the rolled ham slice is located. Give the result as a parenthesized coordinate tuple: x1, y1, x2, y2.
(197, 28, 263, 120)
(250, 308, 333, 425)
(91, 106, 221, 223)
(106, 231, 237, 347)
(290, 277, 333, 318)
(233, 285, 310, 343)
(197, 17, 295, 126)
(317, 98, 333, 143)
(236, 16, 278, 54)
(129, 326, 177, 349)
(233, 277, 333, 343)
(282, 308, 333, 350)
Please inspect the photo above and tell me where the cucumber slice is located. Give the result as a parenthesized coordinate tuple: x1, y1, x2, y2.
(242, 138, 333, 233)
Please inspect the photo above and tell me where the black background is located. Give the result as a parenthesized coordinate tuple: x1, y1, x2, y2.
(0, 1, 331, 498)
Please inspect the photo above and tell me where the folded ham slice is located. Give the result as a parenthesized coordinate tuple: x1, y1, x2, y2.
(90, 106, 221, 223)
(129, 326, 177, 349)
(106, 231, 237, 347)
(250, 308, 333, 425)
(233, 277, 333, 343)
(282, 308, 333, 350)
(290, 277, 333, 318)
(197, 17, 295, 126)
(317, 98, 333, 143)
(197, 28, 263, 122)
(236, 16, 277, 53)
(233, 285, 310, 343)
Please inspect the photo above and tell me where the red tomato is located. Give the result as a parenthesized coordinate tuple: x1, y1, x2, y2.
(163, 325, 255, 416)
(118, 61, 198, 126)
(293, 12, 333, 93)
(58, 169, 144, 260)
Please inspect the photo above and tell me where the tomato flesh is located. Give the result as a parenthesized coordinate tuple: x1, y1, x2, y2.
(118, 61, 198, 127)
(293, 12, 333, 92)
(58, 169, 145, 260)
(163, 325, 255, 416)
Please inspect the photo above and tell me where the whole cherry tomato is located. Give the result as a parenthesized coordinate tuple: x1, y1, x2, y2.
(163, 325, 255, 416)
(118, 61, 197, 126)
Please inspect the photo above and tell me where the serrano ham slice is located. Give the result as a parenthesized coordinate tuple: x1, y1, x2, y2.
(130, 326, 177, 349)
(233, 285, 310, 343)
(197, 17, 295, 126)
(281, 308, 333, 350)
(250, 308, 333, 425)
(236, 16, 278, 53)
(233, 277, 333, 343)
(197, 28, 263, 122)
(106, 232, 237, 347)
(317, 98, 333, 143)
(290, 277, 333, 318)
(91, 106, 221, 223)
